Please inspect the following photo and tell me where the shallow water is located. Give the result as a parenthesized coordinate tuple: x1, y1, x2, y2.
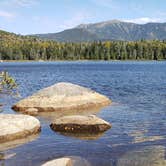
(0, 61, 166, 166)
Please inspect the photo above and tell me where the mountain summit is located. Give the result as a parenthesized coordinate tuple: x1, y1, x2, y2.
(35, 20, 166, 42)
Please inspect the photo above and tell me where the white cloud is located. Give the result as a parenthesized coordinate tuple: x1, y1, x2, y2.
(0, 10, 15, 19)
(1, 0, 39, 7)
(12, 0, 38, 7)
(124, 17, 165, 24)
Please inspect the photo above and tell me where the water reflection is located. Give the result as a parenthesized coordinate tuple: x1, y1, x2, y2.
(129, 130, 166, 143)
(71, 156, 91, 166)
(54, 131, 105, 140)
(0, 134, 39, 151)
(117, 145, 166, 166)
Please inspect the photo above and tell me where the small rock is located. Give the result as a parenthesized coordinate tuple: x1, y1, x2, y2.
(42, 157, 72, 166)
(50, 115, 111, 133)
(42, 156, 91, 166)
(24, 108, 38, 116)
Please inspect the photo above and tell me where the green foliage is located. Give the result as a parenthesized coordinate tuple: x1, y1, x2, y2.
(0, 30, 166, 60)
(0, 71, 17, 92)
(0, 71, 17, 109)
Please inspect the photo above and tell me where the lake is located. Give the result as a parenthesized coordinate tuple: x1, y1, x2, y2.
(0, 61, 166, 166)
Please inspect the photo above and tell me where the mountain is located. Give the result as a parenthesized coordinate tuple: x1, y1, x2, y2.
(34, 20, 166, 42)
(36, 28, 100, 42)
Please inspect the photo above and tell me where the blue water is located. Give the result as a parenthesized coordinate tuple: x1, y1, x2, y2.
(0, 61, 166, 166)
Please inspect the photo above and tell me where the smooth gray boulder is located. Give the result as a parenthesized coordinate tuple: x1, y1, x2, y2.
(12, 82, 111, 114)
(0, 114, 40, 143)
(50, 115, 111, 133)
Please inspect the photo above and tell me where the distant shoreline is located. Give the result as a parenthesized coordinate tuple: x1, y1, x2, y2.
(0, 59, 165, 63)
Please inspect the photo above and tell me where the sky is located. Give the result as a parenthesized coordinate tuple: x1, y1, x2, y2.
(0, 0, 166, 34)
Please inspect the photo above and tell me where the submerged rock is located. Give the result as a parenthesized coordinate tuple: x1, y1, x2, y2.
(0, 114, 41, 143)
(0, 153, 16, 160)
(12, 82, 111, 114)
(50, 115, 111, 133)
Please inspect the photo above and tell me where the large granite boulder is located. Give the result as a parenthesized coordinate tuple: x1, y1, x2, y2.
(12, 82, 111, 114)
(50, 115, 111, 133)
(0, 114, 40, 143)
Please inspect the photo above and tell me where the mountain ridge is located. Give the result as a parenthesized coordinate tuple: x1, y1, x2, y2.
(34, 20, 166, 42)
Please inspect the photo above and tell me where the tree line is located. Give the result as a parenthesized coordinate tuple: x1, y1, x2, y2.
(0, 32, 166, 60)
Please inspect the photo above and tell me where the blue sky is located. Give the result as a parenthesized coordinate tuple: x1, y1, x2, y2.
(0, 0, 165, 34)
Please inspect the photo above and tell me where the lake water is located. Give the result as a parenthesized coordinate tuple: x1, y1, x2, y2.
(0, 61, 166, 166)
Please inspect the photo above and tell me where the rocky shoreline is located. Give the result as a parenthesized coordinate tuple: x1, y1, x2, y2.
(1, 82, 112, 165)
